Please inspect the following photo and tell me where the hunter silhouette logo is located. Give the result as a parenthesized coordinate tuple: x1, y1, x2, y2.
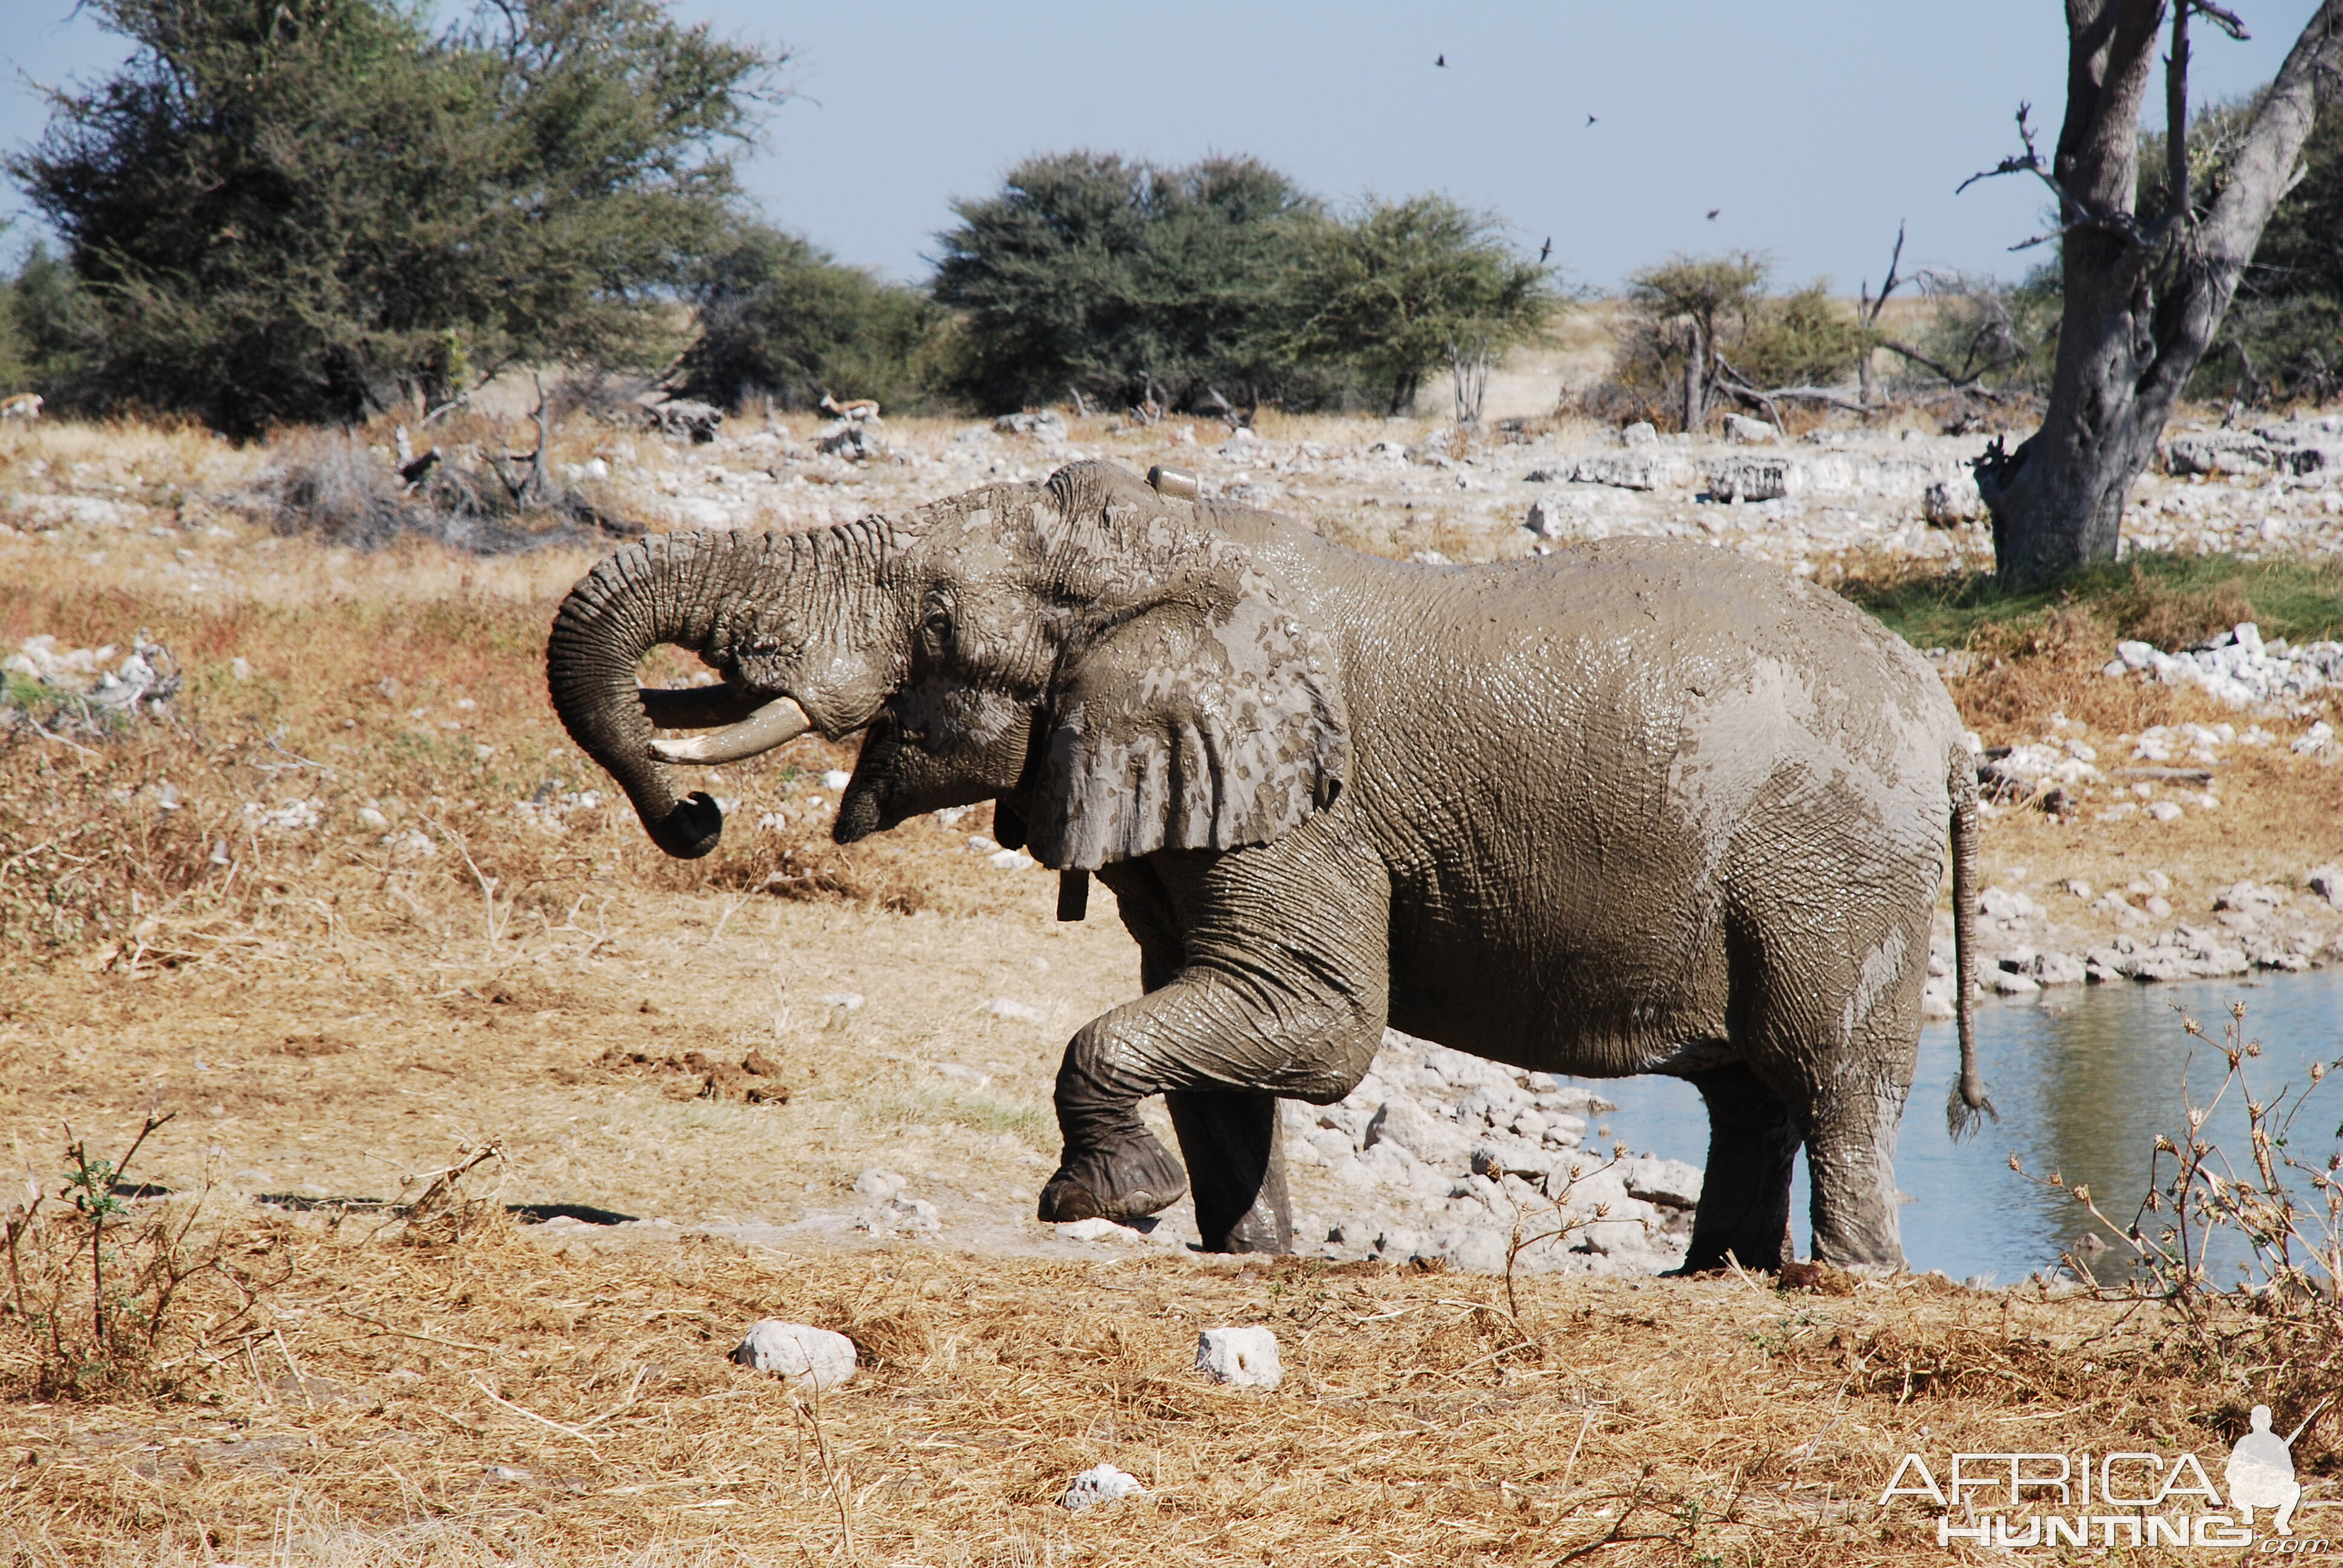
(2227, 1404, 2312, 1535)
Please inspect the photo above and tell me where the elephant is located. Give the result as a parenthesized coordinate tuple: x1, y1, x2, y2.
(546, 459, 1987, 1272)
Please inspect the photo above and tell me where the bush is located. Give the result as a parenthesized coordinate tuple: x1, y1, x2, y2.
(933, 152, 1328, 416)
(0, 243, 92, 397)
(1893, 267, 2060, 397)
(259, 428, 618, 554)
(1286, 194, 1555, 416)
(678, 226, 946, 413)
(933, 155, 1554, 417)
(1734, 282, 1872, 388)
(1611, 252, 1869, 430)
(7, 0, 775, 436)
(2, 1116, 279, 1400)
(2140, 88, 2343, 405)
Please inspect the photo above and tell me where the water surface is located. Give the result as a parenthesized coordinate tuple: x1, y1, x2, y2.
(1570, 969, 2343, 1281)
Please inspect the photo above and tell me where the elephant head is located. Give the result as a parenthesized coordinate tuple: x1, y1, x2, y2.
(545, 462, 1351, 870)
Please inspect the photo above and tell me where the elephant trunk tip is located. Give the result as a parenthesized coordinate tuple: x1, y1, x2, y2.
(653, 791, 726, 859)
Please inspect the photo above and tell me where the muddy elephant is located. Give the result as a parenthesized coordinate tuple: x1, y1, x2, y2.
(546, 461, 1985, 1272)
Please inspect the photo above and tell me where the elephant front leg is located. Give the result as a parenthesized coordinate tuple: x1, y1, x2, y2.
(1165, 1090, 1291, 1253)
(1038, 970, 1378, 1240)
(1040, 840, 1388, 1248)
(1035, 1042, 1191, 1225)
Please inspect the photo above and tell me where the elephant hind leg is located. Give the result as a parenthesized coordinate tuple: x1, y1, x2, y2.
(1166, 1089, 1292, 1253)
(1674, 1061, 1797, 1273)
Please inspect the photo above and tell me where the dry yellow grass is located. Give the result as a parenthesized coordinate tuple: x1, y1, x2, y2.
(4, 413, 2341, 1561)
(0, 1200, 2279, 1567)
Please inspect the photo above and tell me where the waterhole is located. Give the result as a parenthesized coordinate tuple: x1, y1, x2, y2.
(1570, 968, 2343, 1282)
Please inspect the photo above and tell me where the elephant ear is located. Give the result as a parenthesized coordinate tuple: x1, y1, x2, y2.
(1024, 564, 1349, 871)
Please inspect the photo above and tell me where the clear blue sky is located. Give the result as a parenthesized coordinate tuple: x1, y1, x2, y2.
(1, 2, 2321, 292)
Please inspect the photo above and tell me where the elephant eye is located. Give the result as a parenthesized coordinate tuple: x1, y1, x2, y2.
(923, 607, 952, 641)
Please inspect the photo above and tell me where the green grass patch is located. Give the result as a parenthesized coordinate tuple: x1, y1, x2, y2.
(844, 1083, 1054, 1146)
(1843, 552, 2343, 652)
(0, 673, 133, 733)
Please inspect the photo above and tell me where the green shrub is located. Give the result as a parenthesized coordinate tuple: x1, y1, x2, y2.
(678, 226, 947, 413)
(1609, 252, 1869, 429)
(1734, 281, 1872, 388)
(932, 155, 1553, 417)
(2140, 90, 2343, 405)
(1285, 194, 1555, 416)
(7, 0, 775, 436)
(932, 152, 1329, 415)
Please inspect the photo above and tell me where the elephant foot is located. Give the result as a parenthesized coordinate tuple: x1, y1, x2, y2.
(1037, 1128, 1189, 1223)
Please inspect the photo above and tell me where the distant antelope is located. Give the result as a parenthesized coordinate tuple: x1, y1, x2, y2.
(0, 393, 42, 421)
(820, 392, 880, 423)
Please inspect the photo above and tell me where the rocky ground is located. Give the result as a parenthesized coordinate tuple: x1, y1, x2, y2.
(520, 403, 2343, 580)
(2, 407, 2341, 1283)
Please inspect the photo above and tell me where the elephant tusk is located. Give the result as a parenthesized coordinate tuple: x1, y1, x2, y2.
(1146, 464, 1199, 500)
(646, 695, 814, 764)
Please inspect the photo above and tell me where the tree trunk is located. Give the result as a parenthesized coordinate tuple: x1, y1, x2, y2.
(1978, 0, 2343, 584)
(1682, 319, 1706, 433)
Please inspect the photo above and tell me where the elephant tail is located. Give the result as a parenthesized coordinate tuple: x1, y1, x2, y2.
(1946, 754, 1994, 1138)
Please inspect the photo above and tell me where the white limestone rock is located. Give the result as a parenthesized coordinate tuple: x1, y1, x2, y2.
(1060, 1463, 1146, 1511)
(1707, 455, 1800, 503)
(1922, 475, 1987, 526)
(1365, 1099, 1473, 1167)
(1620, 1155, 1703, 1209)
(1194, 1325, 1282, 1389)
(729, 1321, 856, 1391)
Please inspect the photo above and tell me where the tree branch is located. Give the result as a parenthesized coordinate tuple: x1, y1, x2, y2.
(1712, 355, 1870, 416)
(2168, 0, 2194, 230)
(2192, 1, 2249, 44)
(1877, 339, 2024, 403)
(1861, 222, 1909, 330)
(1961, 102, 2173, 253)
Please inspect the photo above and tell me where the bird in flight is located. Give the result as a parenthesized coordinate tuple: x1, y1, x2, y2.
(1538, 237, 1553, 264)
(1435, 53, 1447, 67)
(1584, 113, 1597, 126)
(1706, 208, 1721, 220)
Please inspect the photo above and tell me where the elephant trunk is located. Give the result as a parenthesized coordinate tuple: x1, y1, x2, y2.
(546, 532, 744, 858)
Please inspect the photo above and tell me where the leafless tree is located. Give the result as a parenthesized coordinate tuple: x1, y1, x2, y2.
(1856, 223, 1912, 407)
(1448, 336, 1494, 428)
(1964, 1, 2343, 583)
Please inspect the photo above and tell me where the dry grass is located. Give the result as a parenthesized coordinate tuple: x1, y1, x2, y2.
(0, 1194, 2291, 1567)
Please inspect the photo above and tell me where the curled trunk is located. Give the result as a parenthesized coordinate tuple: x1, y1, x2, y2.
(545, 532, 742, 858)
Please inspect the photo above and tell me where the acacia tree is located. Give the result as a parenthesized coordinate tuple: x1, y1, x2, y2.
(8, 0, 773, 435)
(1288, 195, 1553, 416)
(680, 224, 943, 412)
(932, 153, 1325, 414)
(1970, 1, 2343, 583)
(1622, 252, 1767, 431)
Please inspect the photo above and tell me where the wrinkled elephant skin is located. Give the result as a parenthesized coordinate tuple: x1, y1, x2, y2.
(546, 462, 1982, 1270)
